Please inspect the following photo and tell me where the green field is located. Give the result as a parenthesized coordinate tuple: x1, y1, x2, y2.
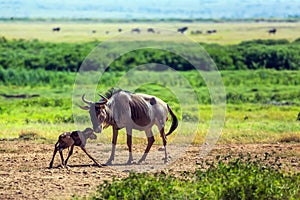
(1, 21, 300, 44)
(0, 69, 299, 144)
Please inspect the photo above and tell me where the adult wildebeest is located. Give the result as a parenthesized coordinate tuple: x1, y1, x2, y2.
(177, 26, 188, 34)
(268, 28, 277, 35)
(80, 89, 178, 165)
(52, 27, 60, 32)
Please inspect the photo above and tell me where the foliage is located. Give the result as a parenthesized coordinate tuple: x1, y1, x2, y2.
(1, 37, 300, 72)
(84, 158, 300, 199)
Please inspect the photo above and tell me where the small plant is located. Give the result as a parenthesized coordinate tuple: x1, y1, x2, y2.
(18, 131, 46, 141)
(18, 131, 38, 140)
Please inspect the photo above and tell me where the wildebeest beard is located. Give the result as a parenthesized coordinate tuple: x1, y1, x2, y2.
(89, 104, 101, 131)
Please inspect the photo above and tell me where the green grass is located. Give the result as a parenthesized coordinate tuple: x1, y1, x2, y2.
(74, 157, 300, 200)
(1, 21, 300, 44)
(0, 70, 299, 144)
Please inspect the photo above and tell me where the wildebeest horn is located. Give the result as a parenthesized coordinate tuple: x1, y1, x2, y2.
(79, 105, 90, 110)
(82, 94, 93, 105)
(98, 94, 108, 104)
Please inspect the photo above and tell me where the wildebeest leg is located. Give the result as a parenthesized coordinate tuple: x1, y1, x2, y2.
(126, 128, 133, 164)
(138, 129, 155, 164)
(49, 143, 58, 168)
(64, 145, 74, 166)
(80, 147, 102, 167)
(160, 128, 168, 163)
(106, 127, 118, 165)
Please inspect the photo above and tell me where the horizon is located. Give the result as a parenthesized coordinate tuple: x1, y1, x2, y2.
(1, 0, 300, 19)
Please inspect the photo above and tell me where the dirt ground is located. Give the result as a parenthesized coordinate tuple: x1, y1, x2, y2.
(0, 140, 299, 200)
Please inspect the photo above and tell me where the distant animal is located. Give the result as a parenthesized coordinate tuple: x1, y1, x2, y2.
(268, 28, 277, 35)
(147, 28, 155, 33)
(207, 29, 217, 34)
(131, 28, 141, 33)
(177, 26, 188, 34)
(92, 30, 96, 34)
(52, 27, 60, 32)
(80, 89, 178, 165)
(106, 31, 110, 35)
(118, 28, 122, 32)
(49, 128, 101, 168)
(191, 30, 202, 34)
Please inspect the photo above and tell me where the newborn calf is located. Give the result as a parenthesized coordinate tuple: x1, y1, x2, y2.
(49, 128, 101, 168)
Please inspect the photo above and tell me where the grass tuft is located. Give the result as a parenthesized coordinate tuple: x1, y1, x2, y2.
(18, 131, 46, 141)
(278, 133, 300, 143)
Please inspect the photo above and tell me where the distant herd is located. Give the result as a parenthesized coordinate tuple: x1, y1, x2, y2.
(51, 26, 277, 35)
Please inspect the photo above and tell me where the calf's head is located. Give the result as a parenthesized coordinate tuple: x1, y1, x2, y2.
(82, 127, 97, 140)
(80, 94, 108, 133)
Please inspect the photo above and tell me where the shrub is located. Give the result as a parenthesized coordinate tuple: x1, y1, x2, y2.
(86, 159, 300, 200)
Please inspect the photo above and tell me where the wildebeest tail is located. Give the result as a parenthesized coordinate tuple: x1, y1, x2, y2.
(166, 104, 178, 136)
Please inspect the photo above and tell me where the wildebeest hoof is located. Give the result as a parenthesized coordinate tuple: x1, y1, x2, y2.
(137, 158, 146, 165)
(162, 158, 169, 164)
(105, 160, 113, 166)
(127, 160, 134, 165)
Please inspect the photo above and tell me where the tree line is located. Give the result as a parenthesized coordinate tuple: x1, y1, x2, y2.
(1, 37, 300, 72)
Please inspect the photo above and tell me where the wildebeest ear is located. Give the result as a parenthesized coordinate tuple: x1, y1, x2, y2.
(79, 105, 90, 110)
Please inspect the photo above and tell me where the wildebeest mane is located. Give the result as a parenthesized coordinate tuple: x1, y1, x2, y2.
(104, 88, 131, 99)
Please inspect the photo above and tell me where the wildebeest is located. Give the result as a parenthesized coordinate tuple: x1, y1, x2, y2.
(118, 28, 122, 32)
(147, 28, 155, 33)
(52, 27, 60, 32)
(80, 89, 178, 164)
(177, 26, 188, 34)
(49, 128, 101, 168)
(268, 28, 277, 34)
(131, 28, 141, 33)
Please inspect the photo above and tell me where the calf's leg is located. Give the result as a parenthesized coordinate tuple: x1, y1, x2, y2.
(80, 147, 102, 167)
(49, 143, 59, 168)
(64, 145, 74, 166)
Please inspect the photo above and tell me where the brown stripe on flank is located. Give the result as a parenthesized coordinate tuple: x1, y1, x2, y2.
(129, 95, 151, 127)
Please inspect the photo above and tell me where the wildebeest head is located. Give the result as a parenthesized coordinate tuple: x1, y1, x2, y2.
(80, 94, 108, 133)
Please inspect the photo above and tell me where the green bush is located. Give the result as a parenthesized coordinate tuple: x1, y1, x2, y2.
(1, 37, 300, 72)
(85, 159, 299, 200)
